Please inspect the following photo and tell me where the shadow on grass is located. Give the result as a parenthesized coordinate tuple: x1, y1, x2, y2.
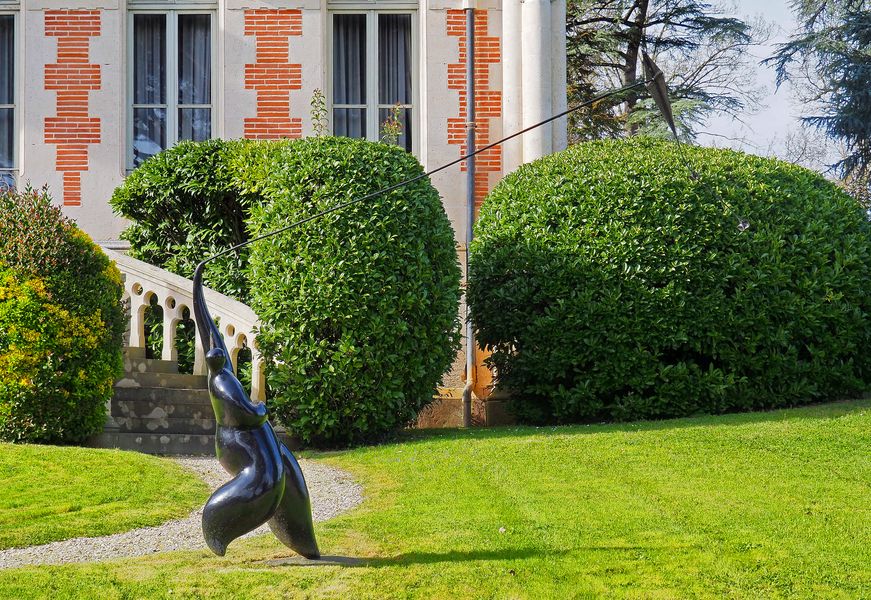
(259, 548, 562, 569)
(354, 547, 561, 568)
(265, 544, 698, 569)
(261, 543, 710, 570)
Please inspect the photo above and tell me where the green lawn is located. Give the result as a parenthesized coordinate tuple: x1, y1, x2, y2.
(0, 443, 207, 549)
(1, 401, 869, 599)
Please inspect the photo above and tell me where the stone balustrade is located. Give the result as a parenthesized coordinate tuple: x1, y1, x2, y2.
(103, 248, 266, 402)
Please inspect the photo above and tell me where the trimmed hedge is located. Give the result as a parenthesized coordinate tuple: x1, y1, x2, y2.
(247, 137, 461, 446)
(110, 139, 253, 383)
(0, 189, 124, 443)
(469, 137, 871, 424)
(111, 138, 461, 446)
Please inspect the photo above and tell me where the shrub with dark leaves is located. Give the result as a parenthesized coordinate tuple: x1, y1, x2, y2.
(247, 137, 461, 446)
(110, 139, 251, 300)
(111, 138, 461, 447)
(469, 138, 871, 423)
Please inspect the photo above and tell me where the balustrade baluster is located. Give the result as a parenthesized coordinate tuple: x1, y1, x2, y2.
(162, 313, 178, 362)
(193, 327, 207, 375)
(251, 348, 266, 402)
(128, 295, 147, 351)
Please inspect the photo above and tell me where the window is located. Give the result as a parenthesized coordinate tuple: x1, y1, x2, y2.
(0, 14, 14, 188)
(332, 11, 415, 152)
(129, 11, 213, 167)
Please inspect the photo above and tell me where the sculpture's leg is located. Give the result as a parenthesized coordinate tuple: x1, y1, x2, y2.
(267, 440, 321, 559)
(202, 465, 286, 556)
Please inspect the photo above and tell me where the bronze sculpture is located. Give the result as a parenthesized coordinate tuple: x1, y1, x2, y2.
(194, 264, 320, 558)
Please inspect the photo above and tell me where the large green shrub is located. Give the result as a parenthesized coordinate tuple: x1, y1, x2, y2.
(111, 138, 461, 446)
(0, 189, 124, 442)
(247, 137, 461, 446)
(469, 137, 871, 424)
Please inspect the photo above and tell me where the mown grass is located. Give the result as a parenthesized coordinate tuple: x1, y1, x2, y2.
(0, 443, 208, 549)
(1, 401, 869, 599)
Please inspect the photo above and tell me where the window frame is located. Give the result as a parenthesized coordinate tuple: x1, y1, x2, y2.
(328, 8, 419, 156)
(126, 7, 216, 169)
(0, 10, 17, 188)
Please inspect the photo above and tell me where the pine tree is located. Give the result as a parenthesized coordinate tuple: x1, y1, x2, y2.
(766, 1, 871, 185)
(566, 0, 762, 142)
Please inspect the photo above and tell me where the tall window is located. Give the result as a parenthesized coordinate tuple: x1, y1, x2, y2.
(0, 14, 14, 188)
(332, 12, 414, 152)
(130, 11, 212, 167)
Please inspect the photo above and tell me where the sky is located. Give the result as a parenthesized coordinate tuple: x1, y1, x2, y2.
(695, 0, 830, 167)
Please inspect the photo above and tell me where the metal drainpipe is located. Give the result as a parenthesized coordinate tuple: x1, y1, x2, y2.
(462, 4, 476, 428)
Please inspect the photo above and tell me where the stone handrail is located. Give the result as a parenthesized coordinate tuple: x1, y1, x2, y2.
(103, 248, 266, 402)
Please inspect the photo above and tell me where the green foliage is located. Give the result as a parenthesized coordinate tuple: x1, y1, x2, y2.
(309, 89, 329, 138)
(0, 189, 124, 443)
(469, 137, 871, 423)
(109, 139, 251, 300)
(766, 1, 871, 186)
(110, 139, 255, 382)
(247, 137, 461, 446)
(112, 138, 461, 446)
(380, 104, 404, 146)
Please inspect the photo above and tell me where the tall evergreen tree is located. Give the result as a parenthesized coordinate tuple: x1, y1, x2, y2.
(766, 1, 871, 185)
(566, 0, 762, 142)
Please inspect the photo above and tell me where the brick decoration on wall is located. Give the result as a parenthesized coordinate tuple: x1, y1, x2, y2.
(44, 10, 101, 207)
(243, 9, 303, 139)
(447, 10, 502, 207)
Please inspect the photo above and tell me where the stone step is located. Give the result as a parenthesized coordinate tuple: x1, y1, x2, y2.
(124, 355, 179, 375)
(88, 432, 215, 455)
(115, 372, 207, 390)
(125, 347, 147, 360)
(111, 416, 216, 434)
(113, 398, 214, 420)
(113, 386, 210, 405)
(92, 426, 297, 455)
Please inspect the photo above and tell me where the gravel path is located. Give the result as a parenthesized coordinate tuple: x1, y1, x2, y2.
(0, 456, 363, 569)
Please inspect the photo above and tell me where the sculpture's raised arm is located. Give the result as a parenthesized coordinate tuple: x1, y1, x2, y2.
(193, 262, 229, 360)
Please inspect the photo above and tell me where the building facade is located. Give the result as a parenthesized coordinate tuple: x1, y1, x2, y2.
(0, 0, 566, 246)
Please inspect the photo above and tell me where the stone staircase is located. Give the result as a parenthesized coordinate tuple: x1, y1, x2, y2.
(90, 347, 217, 454)
(86, 248, 266, 455)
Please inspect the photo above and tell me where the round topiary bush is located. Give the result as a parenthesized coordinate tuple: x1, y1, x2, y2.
(247, 137, 461, 446)
(469, 137, 871, 424)
(0, 189, 124, 442)
(109, 138, 251, 300)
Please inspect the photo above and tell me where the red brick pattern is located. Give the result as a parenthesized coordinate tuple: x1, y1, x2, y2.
(447, 10, 502, 206)
(243, 9, 303, 139)
(44, 10, 101, 207)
